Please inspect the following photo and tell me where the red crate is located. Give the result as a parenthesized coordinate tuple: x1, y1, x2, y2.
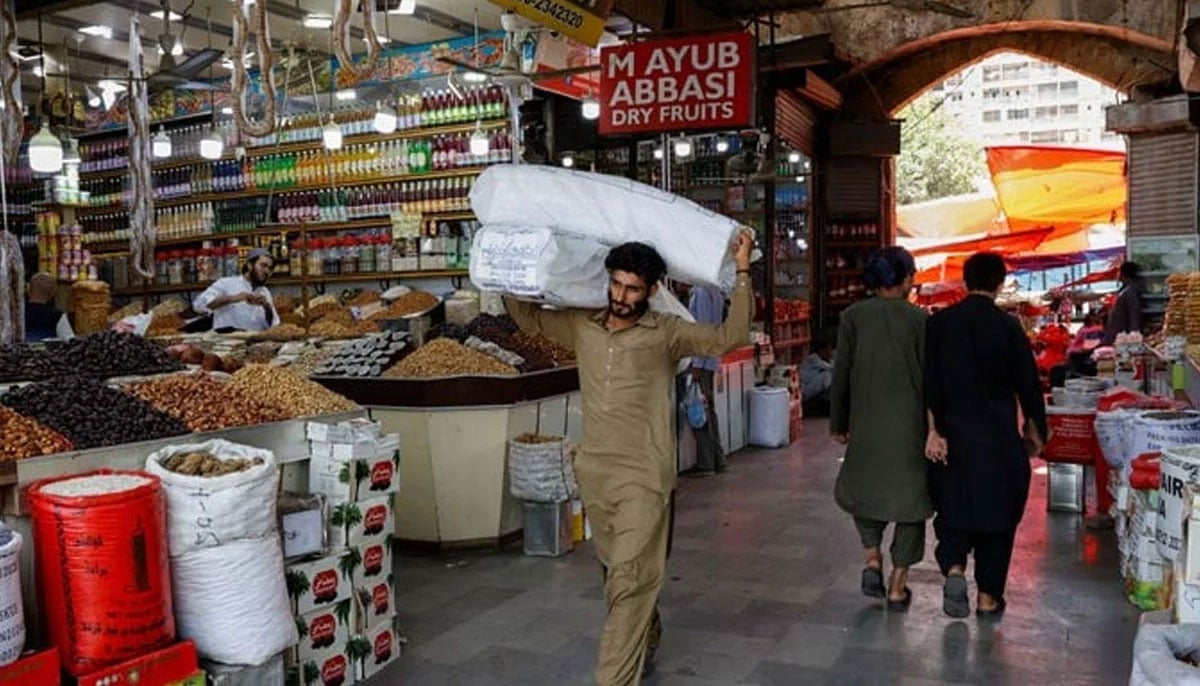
(0, 649, 60, 686)
(76, 641, 198, 686)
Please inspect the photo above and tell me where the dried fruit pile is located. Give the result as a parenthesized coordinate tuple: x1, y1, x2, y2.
(229, 364, 357, 417)
(0, 344, 58, 382)
(369, 290, 438, 320)
(126, 372, 291, 432)
(54, 331, 184, 379)
(310, 319, 379, 338)
(161, 451, 264, 477)
(253, 324, 308, 342)
(1, 376, 190, 449)
(0, 405, 73, 460)
(384, 339, 517, 378)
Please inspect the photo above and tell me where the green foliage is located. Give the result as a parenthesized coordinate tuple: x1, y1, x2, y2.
(302, 662, 320, 686)
(286, 570, 310, 601)
(896, 94, 987, 205)
(339, 548, 363, 581)
(347, 637, 372, 670)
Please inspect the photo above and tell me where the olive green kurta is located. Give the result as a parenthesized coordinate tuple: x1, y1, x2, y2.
(505, 273, 751, 686)
(830, 296, 932, 524)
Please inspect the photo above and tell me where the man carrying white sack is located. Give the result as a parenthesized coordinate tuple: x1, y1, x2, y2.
(505, 232, 754, 686)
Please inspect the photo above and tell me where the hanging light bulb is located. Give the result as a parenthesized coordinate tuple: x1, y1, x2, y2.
(673, 137, 693, 159)
(715, 137, 730, 153)
(152, 129, 172, 158)
(200, 127, 225, 160)
(323, 116, 343, 150)
(469, 121, 490, 156)
(653, 147, 664, 161)
(29, 120, 63, 173)
(561, 153, 574, 168)
(462, 71, 487, 83)
(787, 150, 801, 164)
(373, 101, 398, 134)
(581, 95, 600, 120)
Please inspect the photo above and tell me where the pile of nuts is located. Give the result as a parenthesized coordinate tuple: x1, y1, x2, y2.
(345, 290, 381, 307)
(254, 324, 309, 342)
(0, 405, 73, 460)
(369, 291, 439, 320)
(384, 339, 517, 379)
(145, 313, 185, 338)
(2, 376, 190, 449)
(127, 372, 291, 432)
(54, 331, 184, 379)
(310, 319, 379, 339)
(229, 364, 358, 417)
(161, 451, 264, 477)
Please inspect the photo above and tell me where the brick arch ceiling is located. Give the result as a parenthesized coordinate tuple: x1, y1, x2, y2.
(834, 21, 1177, 119)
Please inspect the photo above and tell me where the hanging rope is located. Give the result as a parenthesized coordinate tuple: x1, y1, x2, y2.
(333, 0, 384, 83)
(0, 0, 21, 168)
(128, 16, 156, 282)
(230, 0, 277, 138)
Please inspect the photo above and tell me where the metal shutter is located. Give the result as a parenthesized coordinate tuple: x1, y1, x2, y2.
(826, 156, 880, 218)
(775, 89, 818, 156)
(1128, 132, 1199, 237)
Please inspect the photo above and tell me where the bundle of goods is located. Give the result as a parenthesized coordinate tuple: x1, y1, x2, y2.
(29, 471, 175, 675)
(164, 343, 243, 373)
(0, 522, 23, 666)
(0, 405, 73, 460)
(1129, 623, 1200, 685)
(2, 376, 189, 449)
(297, 419, 401, 681)
(253, 324, 309, 342)
(463, 336, 524, 369)
(1188, 273, 1200, 345)
(0, 343, 57, 382)
(367, 290, 439, 321)
(229, 365, 358, 417)
(301, 295, 341, 322)
(126, 373, 291, 432)
(1123, 453, 1168, 611)
(383, 338, 517, 378)
(108, 301, 143, 325)
(1158, 446, 1200, 563)
(313, 332, 410, 378)
(344, 289, 382, 308)
(70, 280, 112, 336)
(508, 433, 575, 502)
(145, 441, 297, 665)
(470, 165, 741, 290)
(55, 331, 184, 379)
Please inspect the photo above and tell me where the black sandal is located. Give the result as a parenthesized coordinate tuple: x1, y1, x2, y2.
(886, 587, 913, 611)
(861, 567, 886, 599)
(943, 575, 970, 618)
(976, 598, 1007, 618)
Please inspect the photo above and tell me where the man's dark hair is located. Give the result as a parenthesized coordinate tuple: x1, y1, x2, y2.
(1120, 261, 1142, 281)
(605, 242, 667, 286)
(963, 252, 1007, 293)
(862, 247, 916, 290)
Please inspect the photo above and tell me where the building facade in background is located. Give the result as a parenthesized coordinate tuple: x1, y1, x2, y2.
(931, 52, 1122, 147)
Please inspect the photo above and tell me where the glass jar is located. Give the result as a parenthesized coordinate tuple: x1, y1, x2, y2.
(358, 235, 375, 273)
(155, 252, 170, 286)
(375, 233, 392, 273)
(340, 237, 359, 274)
(167, 251, 184, 285)
(308, 239, 324, 277)
(323, 240, 341, 275)
(224, 245, 239, 277)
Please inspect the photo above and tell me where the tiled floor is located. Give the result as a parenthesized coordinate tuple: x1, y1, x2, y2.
(378, 419, 1140, 685)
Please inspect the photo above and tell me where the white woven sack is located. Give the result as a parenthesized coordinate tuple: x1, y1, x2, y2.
(470, 225, 609, 309)
(171, 534, 297, 665)
(1130, 623, 1200, 686)
(508, 439, 576, 502)
(145, 439, 278, 556)
(0, 528, 23, 667)
(1094, 410, 1132, 469)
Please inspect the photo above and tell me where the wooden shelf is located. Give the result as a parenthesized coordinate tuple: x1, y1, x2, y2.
(76, 167, 487, 216)
(774, 338, 811, 349)
(826, 240, 881, 249)
(79, 120, 510, 180)
(113, 269, 468, 297)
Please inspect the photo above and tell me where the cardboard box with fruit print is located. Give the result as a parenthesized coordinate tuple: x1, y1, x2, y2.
(309, 435, 401, 503)
(326, 494, 395, 550)
(356, 616, 402, 682)
(352, 538, 393, 589)
(295, 598, 355, 674)
(297, 649, 355, 686)
(354, 572, 395, 633)
(286, 550, 354, 617)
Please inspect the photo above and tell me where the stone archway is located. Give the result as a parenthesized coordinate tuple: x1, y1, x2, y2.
(834, 21, 1176, 118)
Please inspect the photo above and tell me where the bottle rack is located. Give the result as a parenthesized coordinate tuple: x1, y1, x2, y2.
(823, 220, 882, 309)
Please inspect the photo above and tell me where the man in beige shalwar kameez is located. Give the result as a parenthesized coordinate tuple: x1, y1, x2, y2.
(506, 233, 753, 685)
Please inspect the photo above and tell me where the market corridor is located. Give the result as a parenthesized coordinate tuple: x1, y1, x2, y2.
(386, 420, 1138, 685)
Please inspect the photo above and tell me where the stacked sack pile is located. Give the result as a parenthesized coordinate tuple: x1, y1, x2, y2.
(286, 418, 401, 685)
(468, 165, 746, 313)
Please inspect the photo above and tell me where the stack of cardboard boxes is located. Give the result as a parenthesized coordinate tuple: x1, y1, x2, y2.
(286, 418, 402, 685)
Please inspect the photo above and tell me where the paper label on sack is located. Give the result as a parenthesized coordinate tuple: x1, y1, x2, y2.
(471, 229, 550, 296)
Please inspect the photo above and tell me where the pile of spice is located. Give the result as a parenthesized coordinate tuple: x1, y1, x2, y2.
(384, 339, 517, 378)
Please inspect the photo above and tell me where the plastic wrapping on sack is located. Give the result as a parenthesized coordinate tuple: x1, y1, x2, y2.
(508, 438, 577, 502)
(171, 536, 297, 665)
(1043, 407, 1101, 465)
(1130, 411, 1200, 474)
(470, 225, 610, 309)
(749, 387, 791, 448)
(144, 439, 278, 556)
(1096, 410, 1135, 469)
(0, 523, 23, 667)
(144, 441, 295, 665)
(470, 166, 740, 290)
(1158, 446, 1200, 562)
(1130, 623, 1200, 686)
(29, 471, 175, 676)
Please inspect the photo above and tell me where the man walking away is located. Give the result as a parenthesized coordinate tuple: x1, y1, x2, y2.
(685, 284, 727, 476)
(505, 233, 754, 685)
(925, 252, 1047, 619)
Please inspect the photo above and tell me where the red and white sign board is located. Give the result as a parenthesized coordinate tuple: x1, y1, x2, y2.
(599, 31, 755, 136)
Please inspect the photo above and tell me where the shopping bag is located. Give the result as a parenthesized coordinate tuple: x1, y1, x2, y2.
(684, 379, 707, 430)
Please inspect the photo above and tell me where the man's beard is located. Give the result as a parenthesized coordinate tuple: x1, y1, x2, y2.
(248, 274, 267, 288)
(608, 298, 649, 321)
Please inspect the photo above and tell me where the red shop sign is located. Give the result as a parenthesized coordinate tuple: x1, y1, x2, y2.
(599, 31, 755, 136)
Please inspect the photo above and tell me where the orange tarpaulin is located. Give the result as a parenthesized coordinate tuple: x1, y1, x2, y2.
(986, 145, 1126, 253)
(908, 227, 1053, 258)
(897, 193, 1004, 239)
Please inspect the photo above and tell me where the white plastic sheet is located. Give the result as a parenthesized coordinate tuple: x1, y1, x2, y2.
(1130, 623, 1200, 686)
(470, 165, 740, 290)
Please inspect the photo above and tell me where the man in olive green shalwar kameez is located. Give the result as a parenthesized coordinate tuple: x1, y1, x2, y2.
(506, 235, 753, 686)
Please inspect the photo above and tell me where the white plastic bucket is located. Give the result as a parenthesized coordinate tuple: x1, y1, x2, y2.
(1130, 411, 1200, 471)
(749, 387, 791, 448)
(1158, 445, 1200, 561)
(0, 527, 24, 666)
(1095, 410, 1134, 469)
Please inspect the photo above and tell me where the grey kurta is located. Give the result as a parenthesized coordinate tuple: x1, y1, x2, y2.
(830, 296, 932, 523)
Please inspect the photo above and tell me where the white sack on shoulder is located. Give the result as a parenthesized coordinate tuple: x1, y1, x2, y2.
(171, 535, 297, 665)
(470, 165, 740, 290)
(469, 225, 609, 309)
(145, 439, 279, 556)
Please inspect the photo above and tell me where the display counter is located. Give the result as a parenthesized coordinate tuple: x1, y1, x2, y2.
(315, 368, 582, 549)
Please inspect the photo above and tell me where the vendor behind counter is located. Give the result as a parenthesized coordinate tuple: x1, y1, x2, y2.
(193, 248, 280, 333)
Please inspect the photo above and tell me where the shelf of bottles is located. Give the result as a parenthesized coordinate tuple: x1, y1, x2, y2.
(824, 221, 882, 307)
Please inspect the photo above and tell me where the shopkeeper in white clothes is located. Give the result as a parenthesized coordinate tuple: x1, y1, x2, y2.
(193, 248, 280, 333)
